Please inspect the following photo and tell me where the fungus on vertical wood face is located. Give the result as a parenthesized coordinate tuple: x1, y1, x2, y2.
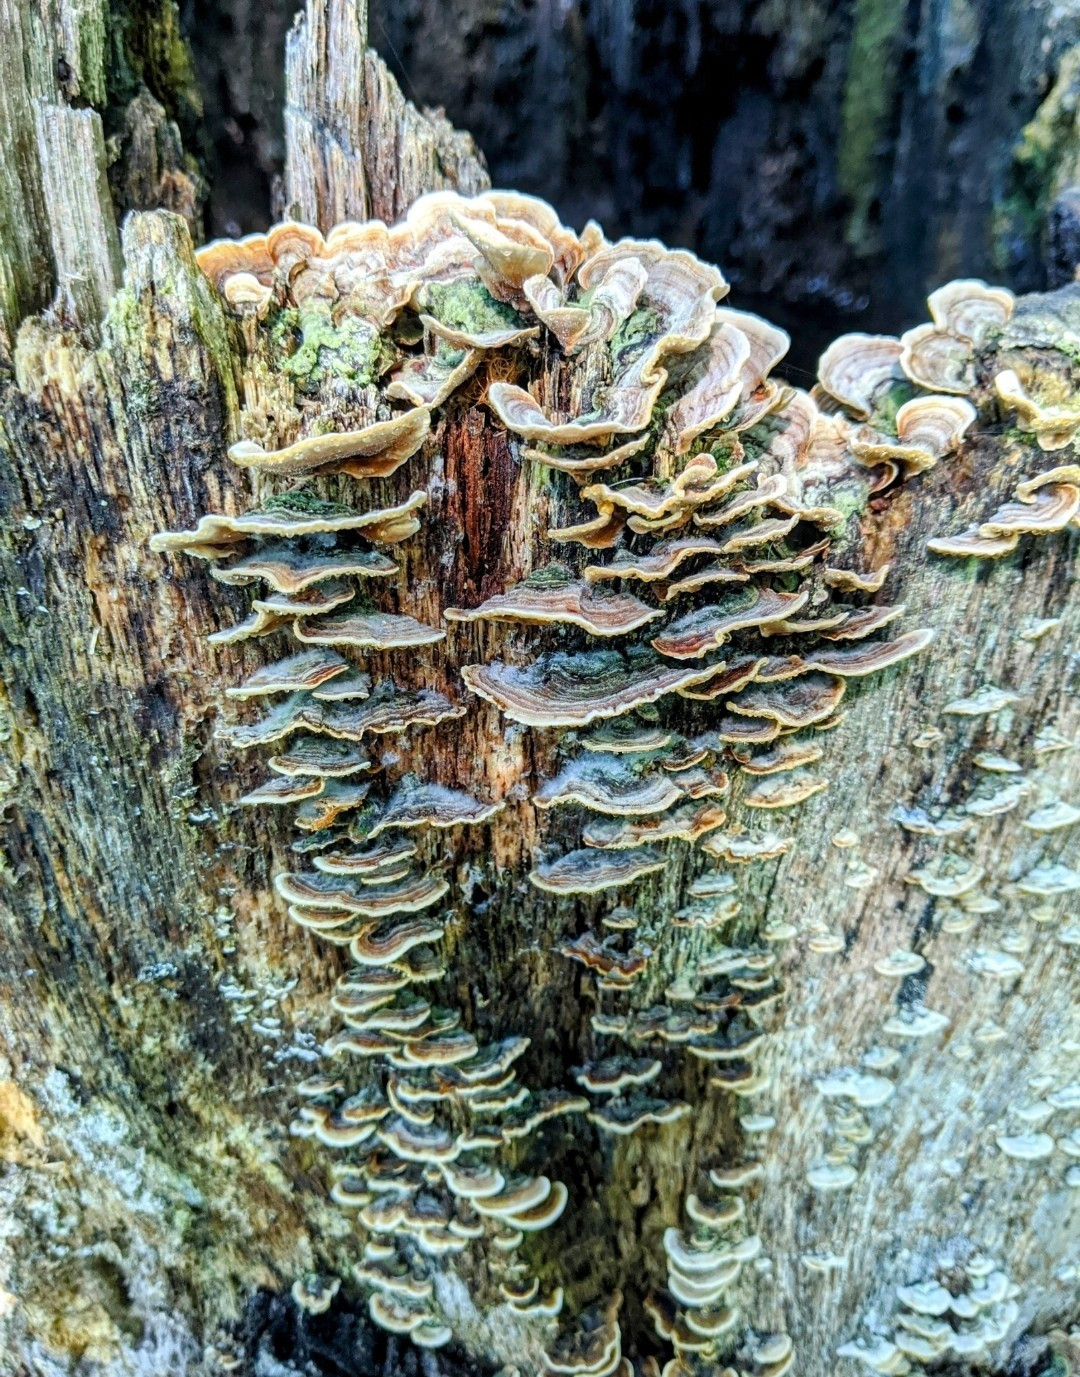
(995, 369, 1080, 450)
(150, 493, 411, 554)
(150, 187, 973, 1363)
(530, 848, 666, 894)
(461, 649, 732, 727)
(850, 395, 976, 475)
(228, 411, 432, 478)
(445, 570, 660, 635)
(210, 542, 398, 592)
(817, 335, 904, 419)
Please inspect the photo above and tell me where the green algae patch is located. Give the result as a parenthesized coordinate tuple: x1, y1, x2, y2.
(275, 303, 385, 390)
(424, 278, 522, 335)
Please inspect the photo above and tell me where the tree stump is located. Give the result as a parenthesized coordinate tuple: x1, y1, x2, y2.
(1, 3, 1078, 1376)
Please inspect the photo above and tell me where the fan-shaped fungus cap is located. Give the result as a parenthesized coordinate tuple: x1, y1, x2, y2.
(667, 322, 751, 454)
(419, 311, 537, 352)
(525, 255, 647, 353)
(702, 830, 793, 863)
(995, 369, 1080, 450)
(252, 581, 358, 624)
(575, 1057, 663, 1095)
(228, 409, 431, 478)
(461, 648, 730, 727)
(537, 756, 684, 816)
(311, 669, 376, 703)
(652, 588, 809, 660)
(487, 371, 664, 446)
(522, 434, 651, 477)
(446, 570, 659, 636)
(726, 673, 846, 726)
(819, 604, 906, 642)
(978, 482, 1080, 536)
(223, 685, 457, 751)
(817, 335, 903, 419)
(472, 1174, 553, 1220)
(581, 720, 675, 753)
(738, 740, 825, 775)
(227, 649, 351, 699)
(579, 238, 726, 335)
(691, 472, 788, 529)
(367, 1291, 432, 1336)
(851, 396, 976, 476)
(239, 773, 326, 806)
(803, 628, 934, 677)
(196, 230, 273, 289)
(927, 526, 1019, 558)
(588, 1096, 690, 1134)
(943, 685, 1019, 715)
(295, 610, 445, 649)
(276, 868, 449, 917)
(386, 345, 482, 408)
(291, 1275, 340, 1315)
(344, 917, 448, 971)
(367, 778, 503, 836)
(585, 537, 731, 585)
(584, 456, 754, 523)
(676, 655, 768, 701)
(544, 1292, 623, 1377)
(292, 778, 372, 829)
(1014, 462, 1080, 500)
(150, 492, 406, 555)
(906, 854, 985, 897)
(822, 563, 891, 593)
(530, 847, 666, 894)
(928, 279, 1014, 341)
(744, 775, 828, 808)
(899, 324, 974, 395)
(559, 932, 650, 981)
(212, 542, 397, 593)
(583, 801, 727, 849)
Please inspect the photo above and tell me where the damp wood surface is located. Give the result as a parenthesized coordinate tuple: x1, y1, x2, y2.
(1, 3, 1079, 1377)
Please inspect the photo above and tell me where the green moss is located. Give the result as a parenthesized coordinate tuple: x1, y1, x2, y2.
(708, 435, 745, 471)
(870, 379, 918, 436)
(102, 1, 204, 144)
(824, 480, 869, 526)
(276, 302, 384, 390)
(997, 44, 1080, 273)
(104, 213, 238, 417)
(523, 563, 575, 587)
(424, 278, 521, 334)
(837, 0, 906, 254)
(1012, 47, 1080, 222)
(262, 490, 355, 518)
(610, 307, 662, 368)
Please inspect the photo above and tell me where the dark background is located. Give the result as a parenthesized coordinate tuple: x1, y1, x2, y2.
(177, 0, 1080, 369)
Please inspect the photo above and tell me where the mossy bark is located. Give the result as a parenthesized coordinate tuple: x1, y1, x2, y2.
(1, 3, 1079, 1376)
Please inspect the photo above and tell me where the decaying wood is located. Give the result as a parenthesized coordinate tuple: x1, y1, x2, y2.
(283, 0, 489, 228)
(0, 3, 1078, 1377)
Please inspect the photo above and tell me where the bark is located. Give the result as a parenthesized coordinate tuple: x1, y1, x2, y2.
(1, 4, 1079, 1377)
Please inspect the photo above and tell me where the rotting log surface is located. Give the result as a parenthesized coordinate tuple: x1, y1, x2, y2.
(1, 4, 1079, 1377)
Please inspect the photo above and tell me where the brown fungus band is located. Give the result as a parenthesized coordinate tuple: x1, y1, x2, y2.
(147, 190, 987, 1371)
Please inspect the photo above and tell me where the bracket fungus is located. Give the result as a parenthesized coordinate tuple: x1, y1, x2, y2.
(146, 188, 982, 1367)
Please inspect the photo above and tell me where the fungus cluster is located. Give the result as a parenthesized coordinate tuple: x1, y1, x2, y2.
(645, 1201, 767, 1370)
(928, 462, 1080, 558)
(154, 191, 976, 1365)
(838, 1258, 1022, 1372)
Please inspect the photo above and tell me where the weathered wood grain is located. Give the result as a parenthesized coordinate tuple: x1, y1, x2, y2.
(0, 2, 1078, 1375)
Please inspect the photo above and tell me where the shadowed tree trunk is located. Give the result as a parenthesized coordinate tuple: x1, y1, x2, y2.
(1, 3, 1078, 1377)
